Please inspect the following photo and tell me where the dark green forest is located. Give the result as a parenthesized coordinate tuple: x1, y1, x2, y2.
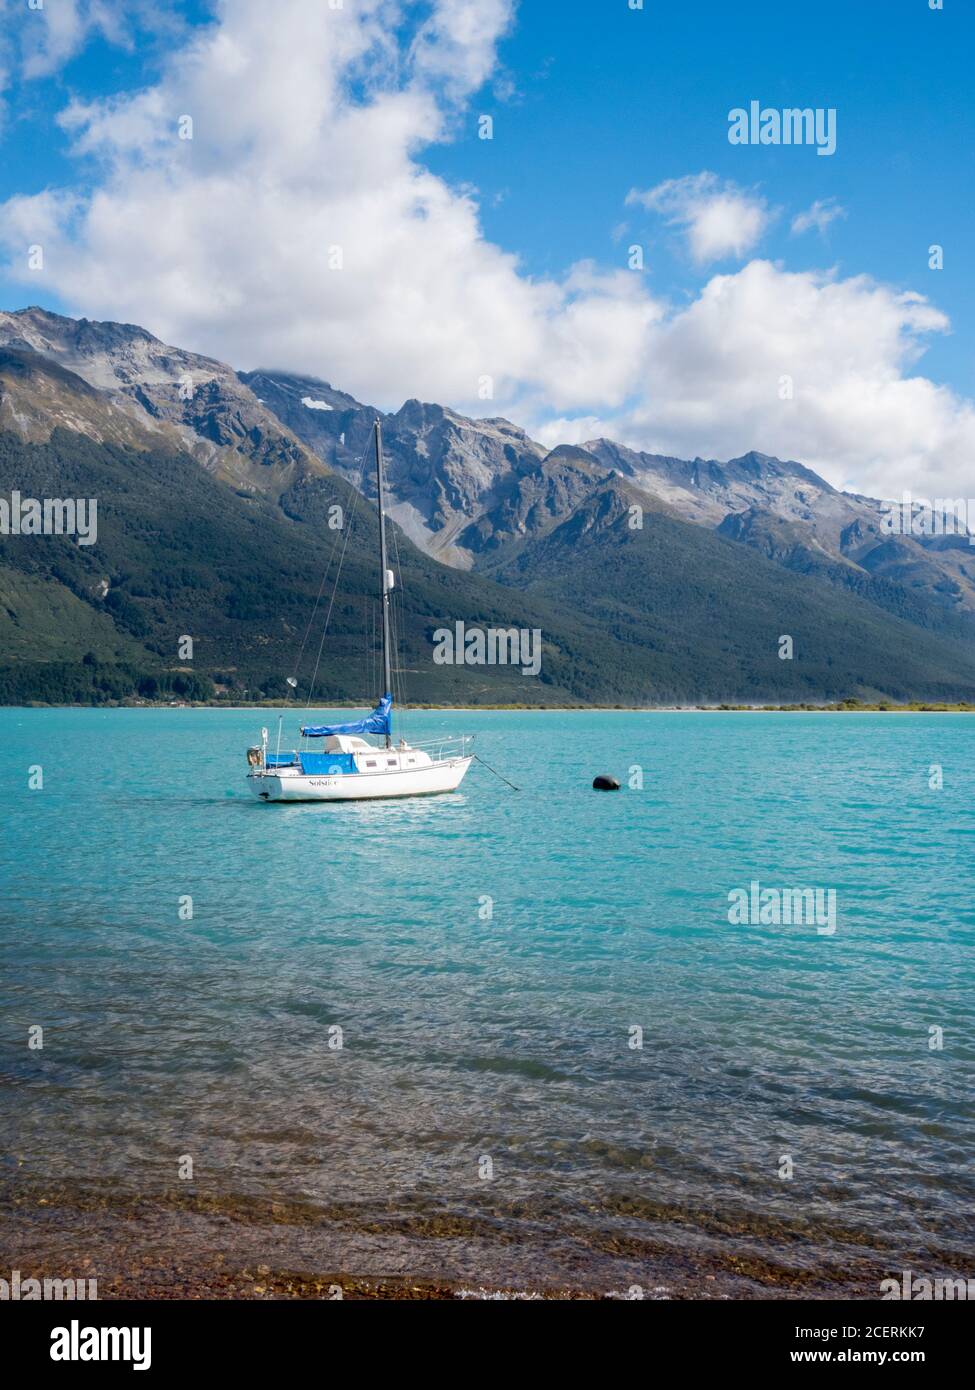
(3, 428, 975, 706)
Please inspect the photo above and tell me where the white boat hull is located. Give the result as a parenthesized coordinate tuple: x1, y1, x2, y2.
(248, 755, 472, 802)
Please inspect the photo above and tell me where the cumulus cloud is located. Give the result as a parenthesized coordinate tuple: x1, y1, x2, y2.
(0, 1, 974, 501)
(554, 261, 975, 503)
(0, 0, 659, 415)
(791, 197, 846, 236)
(3, 0, 178, 79)
(20, 0, 97, 78)
(627, 172, 771, 265)
(409, 0, 515, 98)
(0, 0, 185, 130)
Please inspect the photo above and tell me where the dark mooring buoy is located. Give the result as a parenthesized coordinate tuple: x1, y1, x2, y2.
(592, 775, 620, 791)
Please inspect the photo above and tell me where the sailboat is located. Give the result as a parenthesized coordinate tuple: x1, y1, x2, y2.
(246, 420, 473, 802)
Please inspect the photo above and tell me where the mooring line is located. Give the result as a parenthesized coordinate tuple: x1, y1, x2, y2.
(473, 753, 520, 792)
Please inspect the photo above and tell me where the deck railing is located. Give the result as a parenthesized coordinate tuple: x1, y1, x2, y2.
(408, 734, 474, 762)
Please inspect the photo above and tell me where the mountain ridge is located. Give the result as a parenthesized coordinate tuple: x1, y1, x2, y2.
(238, 359, 975, 627)
(3, 306, 975, 706)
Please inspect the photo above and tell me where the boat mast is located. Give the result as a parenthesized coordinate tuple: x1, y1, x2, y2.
(374, 420, 393, 748)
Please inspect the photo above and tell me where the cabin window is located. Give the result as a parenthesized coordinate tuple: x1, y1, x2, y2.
(365, 760, 377, 768)
(407, 757, 416, 764)
(387, 758, 397, 766)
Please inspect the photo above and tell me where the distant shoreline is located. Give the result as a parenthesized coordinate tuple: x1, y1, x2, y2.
(4, 701, 975, 714)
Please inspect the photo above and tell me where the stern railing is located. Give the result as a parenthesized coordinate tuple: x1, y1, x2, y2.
(408, 734, 474, 763)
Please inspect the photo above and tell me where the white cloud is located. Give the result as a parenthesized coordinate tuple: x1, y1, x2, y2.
(627, 172, 771, 265)
(409, 0, 515, 98)
(0, 2, 974, 502)
(0, 0, 656, 416)
(791, 198, 846, 237)
(12, 0, 177, 77)
(0, 0, 183, 129)
(21, 0, 89, 78)
(551, 260, 975, 503)
(534, 415, 605, 452)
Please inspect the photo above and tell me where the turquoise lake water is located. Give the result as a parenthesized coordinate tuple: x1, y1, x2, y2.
(1, 709, 973, 1296)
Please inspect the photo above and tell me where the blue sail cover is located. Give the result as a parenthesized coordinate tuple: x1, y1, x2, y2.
(265, 752, 298, 767)
(301, 694, 392, 739)
(299, 752, 358, 775)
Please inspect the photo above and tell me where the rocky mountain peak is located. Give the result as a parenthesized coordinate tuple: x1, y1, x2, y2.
(6, 305, 975, 626)
(0, 308, 326, 491)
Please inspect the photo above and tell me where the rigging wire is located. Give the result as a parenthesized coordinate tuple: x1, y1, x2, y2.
(290, 442, 369, 686)
(290, 525, 344, 697)
(298, 440, 370, 712)
(388, 521, 409, 745)
(305, 477, 362, 709)
(290, 434, 413, 741)
(370, 598, 378, 702)
(388, 584, 406, 740)
(365, 596, 372, 704)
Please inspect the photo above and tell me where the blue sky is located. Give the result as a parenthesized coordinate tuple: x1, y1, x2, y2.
(0, 0, 971, 499)
(427, 0, 972, 391)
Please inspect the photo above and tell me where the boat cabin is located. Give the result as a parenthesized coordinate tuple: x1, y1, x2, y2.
(258, 731, 429, 777)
